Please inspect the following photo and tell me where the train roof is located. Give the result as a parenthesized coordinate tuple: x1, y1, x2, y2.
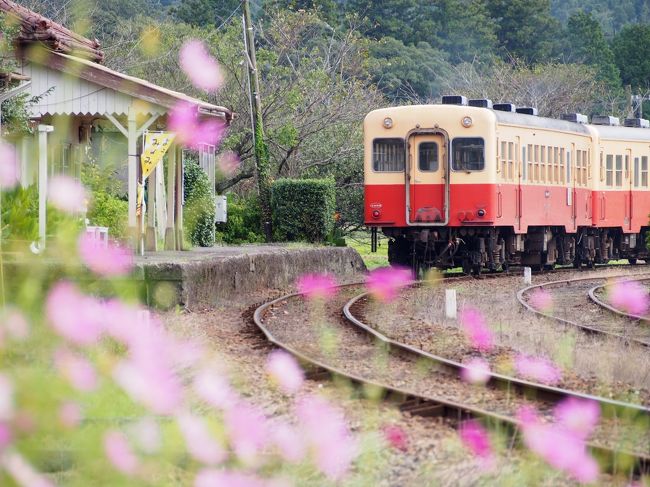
(493, 110, 592, 135)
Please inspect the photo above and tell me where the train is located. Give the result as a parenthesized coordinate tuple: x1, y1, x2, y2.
(363, 96, 650, 273)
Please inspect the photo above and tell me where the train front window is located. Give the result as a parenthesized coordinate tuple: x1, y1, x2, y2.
(452, 137, 485, 171)
(418, 142, 438, 171)
(372, 138, 405, 172)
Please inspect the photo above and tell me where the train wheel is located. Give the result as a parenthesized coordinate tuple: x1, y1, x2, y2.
(629, 258, 638, 265)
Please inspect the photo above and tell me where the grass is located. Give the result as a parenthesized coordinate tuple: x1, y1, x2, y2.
(345, 231, 389, 270)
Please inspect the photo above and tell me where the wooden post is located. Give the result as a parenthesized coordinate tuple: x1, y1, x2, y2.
(127, 106, 138, 249)
(37, 125, 53, 248)
(175, 146, 184, 250)
(165, 144, 176, 250)
(145, 168, 157, 251)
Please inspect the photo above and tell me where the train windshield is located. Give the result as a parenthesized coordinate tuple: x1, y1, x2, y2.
(372, 138, 405, 172)
(452, 137, 485, 171)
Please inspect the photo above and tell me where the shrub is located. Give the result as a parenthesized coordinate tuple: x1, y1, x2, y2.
(183, 161, 215, 247)
(215, 193, 264, 244)
(86, 191, 128, 239)
(271, 178, 336, 242)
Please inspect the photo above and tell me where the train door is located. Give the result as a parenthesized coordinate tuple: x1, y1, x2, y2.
(518, 142, 525, 231)
(625, 149, 632, 231)
(406, 132, 448, 224)
(568, 146, 576, 231)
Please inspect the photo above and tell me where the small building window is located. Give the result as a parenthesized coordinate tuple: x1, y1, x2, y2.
(373, 138, 405, 172)
(452, 138, 484, 171)
(418, 142, 438, 172)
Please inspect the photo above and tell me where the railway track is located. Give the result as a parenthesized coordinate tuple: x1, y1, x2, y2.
(254, 281, 650, 477)
(518, 274, 650, 347)
(588, 278, 650, 323)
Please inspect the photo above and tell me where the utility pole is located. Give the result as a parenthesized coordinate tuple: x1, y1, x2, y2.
(242, 0, 273, 241)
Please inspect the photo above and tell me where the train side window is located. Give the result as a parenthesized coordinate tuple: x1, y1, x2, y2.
(452, 138, 484, 171)
(559, 149, 565, 183)
(634, 157, 640, 187)
(642, 156, 648, 187)
(508, 142, 514, 180)
(522, 147, 527, 181)
(528, 144, 533, 182)
(418, 142, 438, 172)
(548, 147, 555, 184)
(540, 145, 546, 182)
(566, 150, 571, 184)
(606, 155, 613, 186)
(576, 151, 582, 186)
(615, 155, 623, 187)
(373, 138, 405, 172)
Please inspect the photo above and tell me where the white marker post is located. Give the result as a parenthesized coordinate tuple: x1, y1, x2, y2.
(523, 267, 532, 285)
(445, 289, 457, 319)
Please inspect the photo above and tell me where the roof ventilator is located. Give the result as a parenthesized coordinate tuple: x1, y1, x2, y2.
(493, 103, 516, 112)
(516, 107, 538, 116)
(468, 98, 493, 108)
(441, 95, 468, 106)
(624, 118, 650, 128)
(591, 115, 620, 126)
(561, 113, 588, 124)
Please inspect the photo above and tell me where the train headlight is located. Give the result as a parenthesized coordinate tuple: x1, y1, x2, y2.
(477, 209, 486, 217)
(383, 117, 393, 129)
(372, 210, 381, 219)
(461, 116, 473, 128)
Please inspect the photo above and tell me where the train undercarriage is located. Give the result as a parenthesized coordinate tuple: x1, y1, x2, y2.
(383, 225, 650, 275)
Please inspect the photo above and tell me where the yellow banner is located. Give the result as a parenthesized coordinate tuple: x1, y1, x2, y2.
(141, 132, 175, 180)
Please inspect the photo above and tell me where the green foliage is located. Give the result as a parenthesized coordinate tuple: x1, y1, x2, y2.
(612, 24, 650, 90)
(170, 0, 241, 27)
(183, 160, 215, 247)
(1, 185, 66, 242)
(215, 193, 264, 244)
(86, 191, 128, 239)
(271, 178, 336, 242)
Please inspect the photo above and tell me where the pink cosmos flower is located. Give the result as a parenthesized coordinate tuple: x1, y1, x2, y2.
(460, 357, 491, 385)
(296, 273, 337, 300)
(46, 281, 104, 345)
(177, 414, 226, 465)
(54, 348, 98, 391)
(59, 402, 83, 428)
(296, 395, 358, 480)
(1, 451, 54, 487)
(554, 398, 600, 440)
(128, 417, 161, 454)
(224, 402, 268, 464)
(529, 288, 553, 311)
(168, 102, 227, 149)
(194, 469, 269, 487)
(459, 420, 493, 459)
(0, 374, 14, 421)
(459, 307, 493, 351)
(48, 175, 88, 213)
(78, 233, 133, 277)
(0, 141, 18, 189)
(270, 421, 306, 463)
(194, 368, 238, 410)
(609, 279, 650, 315)
(382, 424, 408, 452)
(104, 430, 139, 475)
(514, 354, 562, 385)
(216, 151, 241, 176)
(2, 308, 29, 341)
(366, 266, 412, 302)
(179, 40, 224, 92)
(266, 350, 304, 394)
(0, 422, 12, 450)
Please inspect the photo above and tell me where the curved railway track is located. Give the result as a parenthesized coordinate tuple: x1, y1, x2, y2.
(518, 274, 650, 347)
(588, 278, 650, 323)
(254, 281, 650, 477)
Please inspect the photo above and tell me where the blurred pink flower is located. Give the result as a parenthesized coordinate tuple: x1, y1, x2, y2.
(46, 281, 104, 345)
(54, 348, 98, 391)
(104, 430, 139, 475)
(609, 279, 649, 315)
(529, 288, 553, 311)
(168, 102, 227, 149)
(0, 374, 14, 421)
(0, 422, 12, 450)
(178, 414, 226, 465)
(0, 141, 18, 189)
(48, 175, 88, 213)
(194, 368, 238, 410)
(59, 401, 83, 428)
(1, 451, 54, 487)
(459, 420, 493, 459)
(78, 233, 133, 277)
(296, 273, 337, 300)
(179, 40, 224, 92)
(224, 402, 269, 464)
(266, 350, 304, 394)
(366, 266, 412, 302)
(2, 308, 29, 341)
(296, 395, 358, 480)
(382, 424, 408, 452)
(515, 354, 562, 385)
(195, 469, 269, 487)
(217, 151, 241, 176)
(128, 417, 161, 454)
(554, 398, 600, 440)
(270, 421, 306, 463)
(459, 307, 493, 351)
(461, 357, 491, 385)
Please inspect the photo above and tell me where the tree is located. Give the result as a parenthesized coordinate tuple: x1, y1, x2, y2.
(612, 24, 650, 90)
(169, 0, 241, 28)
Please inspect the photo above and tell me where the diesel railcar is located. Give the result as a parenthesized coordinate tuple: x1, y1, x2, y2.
(364, 97, 650, 273)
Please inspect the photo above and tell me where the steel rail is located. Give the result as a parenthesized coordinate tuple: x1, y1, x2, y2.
(517, 273, 650, 347)
(253, 284, 650, 476)
(588, 278, 650, 323)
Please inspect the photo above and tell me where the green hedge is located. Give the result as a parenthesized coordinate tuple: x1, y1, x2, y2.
(215, 194, 264, 244)
(183, 161, 215, 247)
(271, 178, 336, 242)
(86, 191, 128, 239)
